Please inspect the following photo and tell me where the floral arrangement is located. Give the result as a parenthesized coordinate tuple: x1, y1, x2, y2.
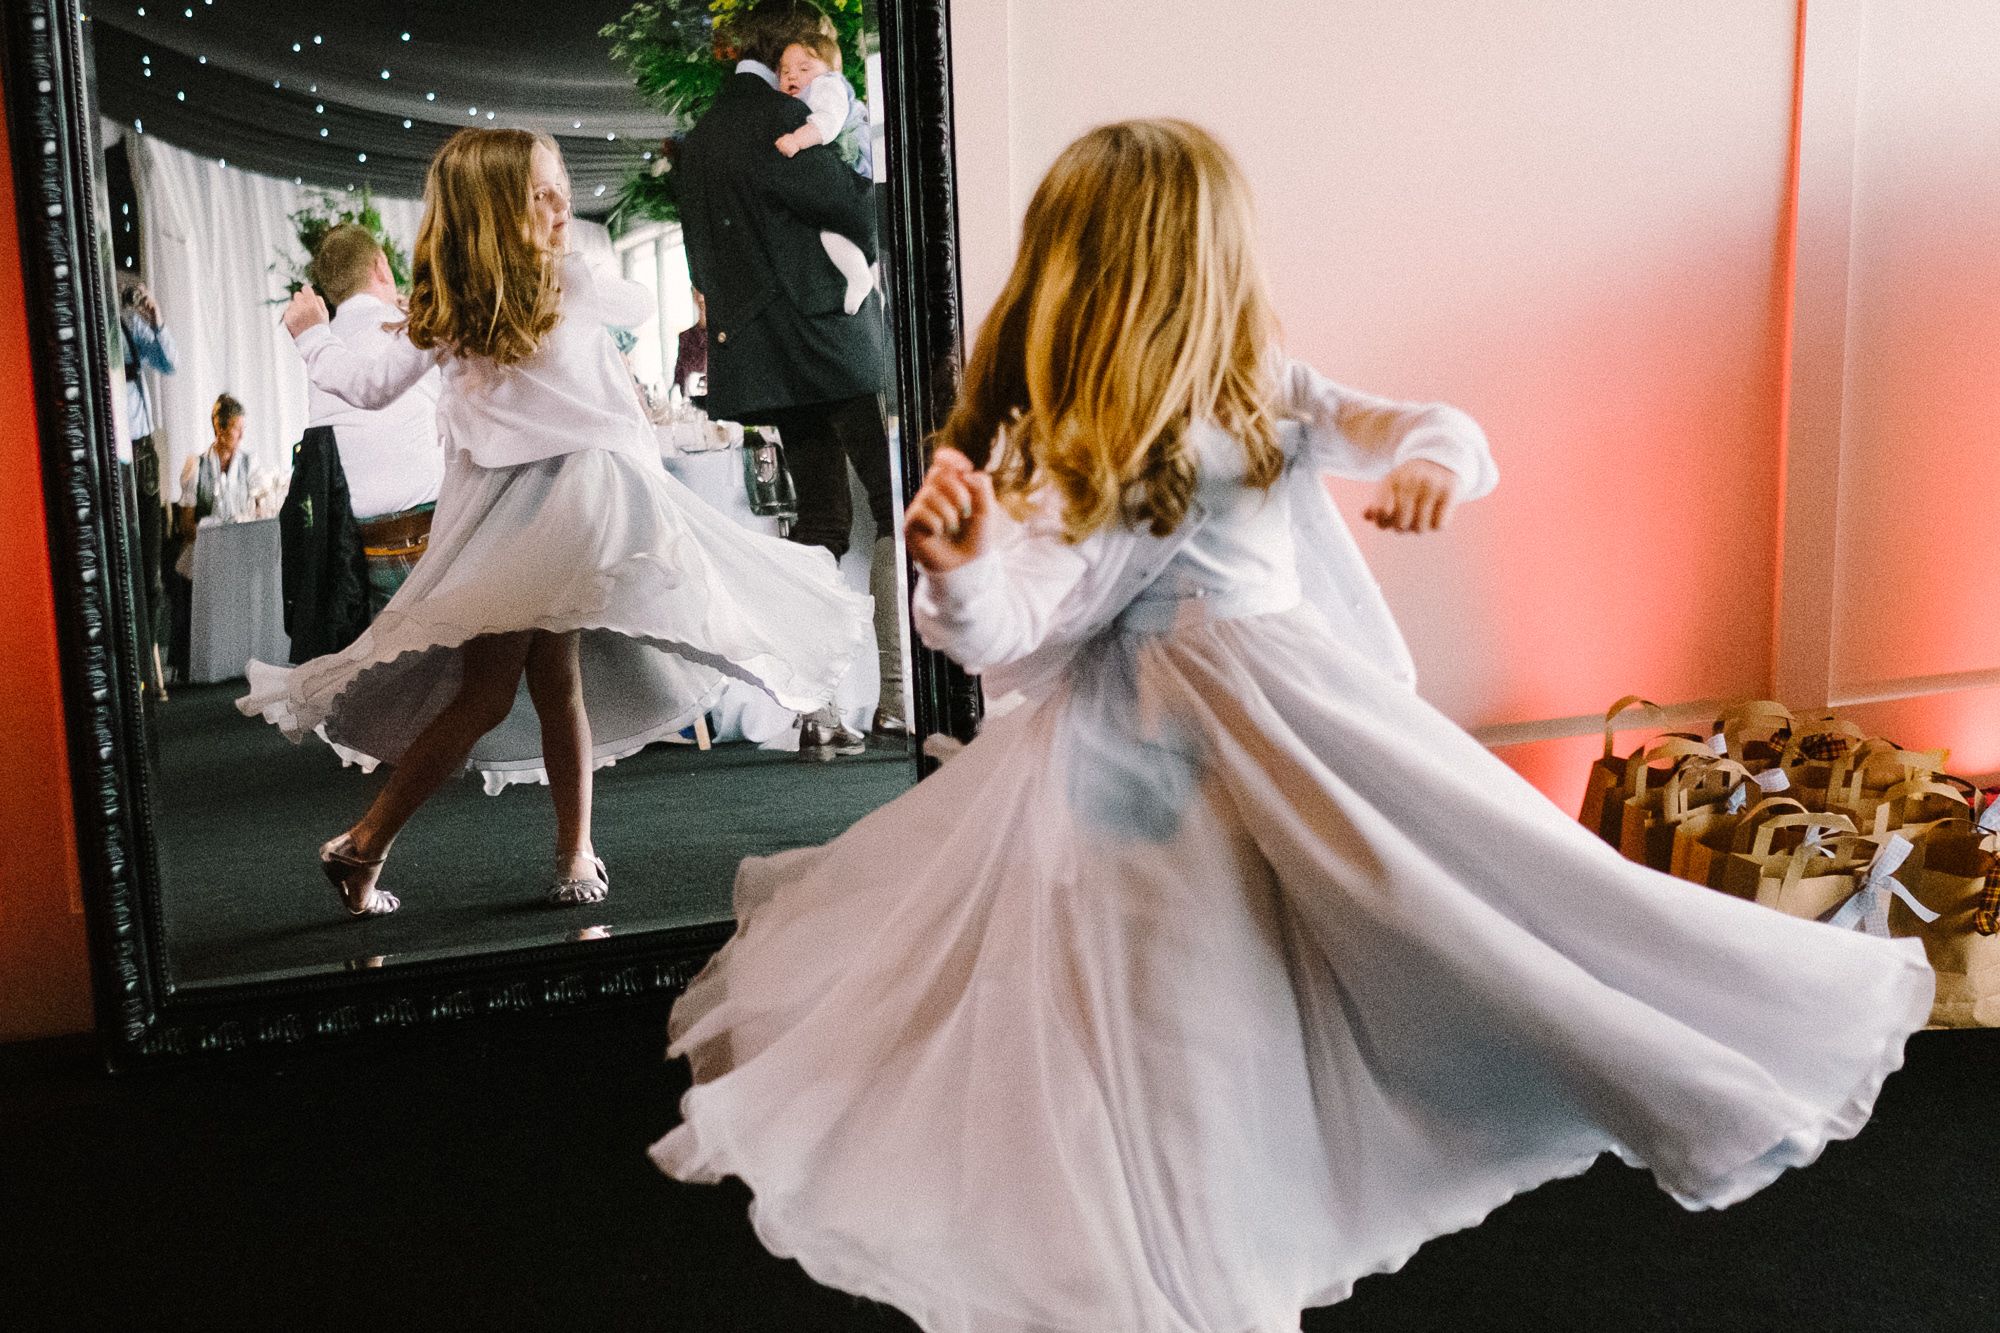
(272, 186, 412, 300)
(600, 0, 869, 232)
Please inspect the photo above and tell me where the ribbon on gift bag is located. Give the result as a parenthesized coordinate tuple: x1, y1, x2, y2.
(1820, 833, 1938, 937)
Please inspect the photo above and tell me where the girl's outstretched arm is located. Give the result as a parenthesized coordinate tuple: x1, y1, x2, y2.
(282, 286, 439, 410)
(1282, 359, 1498, 505)
(906, 449, 1089, 674)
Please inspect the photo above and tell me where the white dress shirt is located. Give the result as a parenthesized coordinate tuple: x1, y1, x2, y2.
(294, 253, 656, 472)
(307, 292, 445, 520)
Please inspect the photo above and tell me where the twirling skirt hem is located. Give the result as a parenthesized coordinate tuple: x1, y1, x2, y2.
(647, 939, 1932, 1331)
(238, 597, 867, 790)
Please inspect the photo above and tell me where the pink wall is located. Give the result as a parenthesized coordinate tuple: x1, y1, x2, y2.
(949, 0, 2000, 790)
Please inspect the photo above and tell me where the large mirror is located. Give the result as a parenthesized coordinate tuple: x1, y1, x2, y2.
(6, 0, 969, 1061)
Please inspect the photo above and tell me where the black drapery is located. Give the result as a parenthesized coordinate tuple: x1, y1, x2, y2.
(88, 2, 676, 211)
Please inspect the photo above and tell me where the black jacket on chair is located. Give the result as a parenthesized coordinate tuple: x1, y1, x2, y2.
(279, 426, 369, 664)
(676, 71, 888, 421)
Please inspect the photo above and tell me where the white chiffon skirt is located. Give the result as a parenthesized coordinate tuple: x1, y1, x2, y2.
(239, 443, 872, 789)
(650, 603, 1933, 1333)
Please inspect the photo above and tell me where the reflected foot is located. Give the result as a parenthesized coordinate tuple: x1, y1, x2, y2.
(549, 855, 609, 906)
(319, 832, 400, 918)
(797, 711, 867, 761)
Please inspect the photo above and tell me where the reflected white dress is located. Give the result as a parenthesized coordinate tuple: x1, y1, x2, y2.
(239, 254, 871, 789)
(650, 362, 1933, 1333)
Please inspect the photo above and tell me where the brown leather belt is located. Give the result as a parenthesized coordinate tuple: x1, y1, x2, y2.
(359, 505, 433, 559)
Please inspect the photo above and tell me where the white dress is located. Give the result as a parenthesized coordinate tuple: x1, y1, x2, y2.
(649, 362, 1934, 1333)
(239, 254, 871, 790)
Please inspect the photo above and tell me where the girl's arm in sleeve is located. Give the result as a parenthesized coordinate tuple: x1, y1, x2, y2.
(293, 323, 440, 410)
(910, 507, 1092, 675)
(1282, 358, 1498, 500)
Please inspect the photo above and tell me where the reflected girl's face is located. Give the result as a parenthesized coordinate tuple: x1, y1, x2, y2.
(529, 142, 572, 254)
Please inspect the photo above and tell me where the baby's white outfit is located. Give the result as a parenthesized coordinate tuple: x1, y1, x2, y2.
(650, 360, 1933, 1332)
(239, 252, 871, 791)
(797, 70, 875, 315)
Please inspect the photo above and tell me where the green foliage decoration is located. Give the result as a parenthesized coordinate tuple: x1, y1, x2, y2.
(600, 0, 871, 233)
(272, 185, 413, 301)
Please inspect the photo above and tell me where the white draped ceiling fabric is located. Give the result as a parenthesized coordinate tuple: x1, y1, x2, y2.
(132, 133, 612, 502)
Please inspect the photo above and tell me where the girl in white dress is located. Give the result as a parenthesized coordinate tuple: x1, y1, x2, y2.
(649, 120, 1932, 1332)
(244, 128, 871, 916)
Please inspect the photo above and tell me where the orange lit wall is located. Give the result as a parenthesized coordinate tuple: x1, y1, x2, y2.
(0, 62, 95, 1042)
(951, 0, 2000, 807)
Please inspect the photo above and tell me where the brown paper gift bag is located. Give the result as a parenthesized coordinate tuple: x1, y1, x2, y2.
(1579, 696, 1661, 845)
(1822, 741, 1951, 831)
(1754, 840, 1869, 920)
(1616, 738, 1721, 871)
(1776, 717, 1868, 808)
(1671, 793, 1806, 891)
(1711, 699, 1795, 774)
(1717, 811, 1857, 902)
(1622, 756, 1751, 875)
(1889, 824, 2000, 1028)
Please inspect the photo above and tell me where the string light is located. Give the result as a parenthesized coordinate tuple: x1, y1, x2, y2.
(402, 32, 411, 41)
(197, 55, 206, 63)
(176, 90, 185, 101)
(292, 42, 301, 52)
(319, 128, 328, 137)
(313, 35, 323, 45)
(357, 153, 367, 163)
(134, 118, 143, 132)
(402, 119, 412, 129)
(315, 103, 324, 113)
(485, 111, 495, 120)
(572, 120, 582, 129)
(425, 92, 436, 101)
(606, 132, 617, 141)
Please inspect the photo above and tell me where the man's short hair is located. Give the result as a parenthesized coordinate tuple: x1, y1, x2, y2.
(725, 0, 836, 71)
(212, 392, 245, 431)
(309, 222, 384, 311)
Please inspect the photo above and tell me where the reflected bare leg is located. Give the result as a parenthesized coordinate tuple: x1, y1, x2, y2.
(341, 632, 535, 898)
(524, 629, 598, 888)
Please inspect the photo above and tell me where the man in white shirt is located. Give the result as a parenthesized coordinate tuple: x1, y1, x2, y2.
(305, 224, 444, 611)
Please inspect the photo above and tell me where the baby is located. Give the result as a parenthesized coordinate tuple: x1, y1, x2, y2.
(774, 35, 875, 315)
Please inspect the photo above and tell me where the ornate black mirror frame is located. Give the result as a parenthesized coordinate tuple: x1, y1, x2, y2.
(1, 0, 977, 1068)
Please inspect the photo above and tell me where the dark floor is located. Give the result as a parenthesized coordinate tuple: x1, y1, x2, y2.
(3, 1009, 1995, 1332)
(150, 683, 913, 987)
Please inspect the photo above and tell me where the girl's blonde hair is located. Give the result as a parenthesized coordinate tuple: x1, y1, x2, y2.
(404, 128, 564, 366)
(938, 119, 1282, 541)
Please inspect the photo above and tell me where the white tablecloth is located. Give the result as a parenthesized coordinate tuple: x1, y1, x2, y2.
(187, 515, 289, 684)
(660, 442, 888, 744)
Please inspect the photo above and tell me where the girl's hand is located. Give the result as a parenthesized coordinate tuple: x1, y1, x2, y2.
(281, 286, 330, 339)
(905, 448, 995, 574)
(1364, 459, 1460, 534)
(774, 131, 804, 158)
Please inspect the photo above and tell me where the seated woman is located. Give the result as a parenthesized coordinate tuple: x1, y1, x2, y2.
(166, 393, 283, 678)
(176, 393, 281, 541)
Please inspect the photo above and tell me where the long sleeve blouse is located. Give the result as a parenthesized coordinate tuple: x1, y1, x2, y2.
(911, 360, 1498, 699)
(291, 253, 656, 470)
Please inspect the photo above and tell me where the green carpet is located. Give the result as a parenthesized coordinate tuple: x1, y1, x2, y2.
(150, 683, 914, 988)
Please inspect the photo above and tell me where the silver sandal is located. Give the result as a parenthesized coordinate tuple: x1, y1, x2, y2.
(319, 833, 401, 918)
(549, 856, 609, 906)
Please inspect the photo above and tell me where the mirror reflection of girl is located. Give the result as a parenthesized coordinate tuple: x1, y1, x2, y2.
(250, 127, 871, 916)
(650, 120, 1932, 1331)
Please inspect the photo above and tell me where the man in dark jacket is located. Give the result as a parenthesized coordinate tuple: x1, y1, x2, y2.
(677, 0, 906, 753)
